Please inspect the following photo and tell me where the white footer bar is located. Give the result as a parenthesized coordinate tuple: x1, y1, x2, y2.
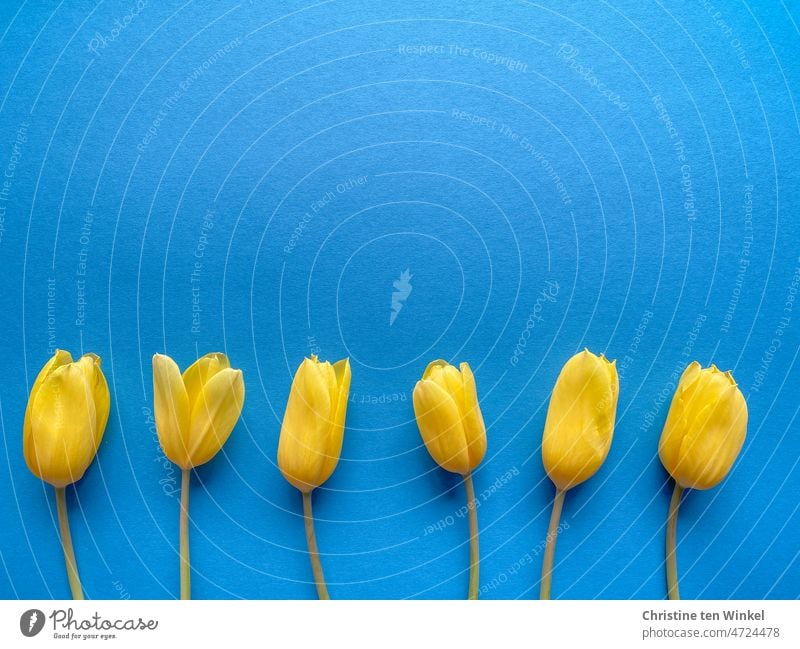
(1, 600, 796, 648)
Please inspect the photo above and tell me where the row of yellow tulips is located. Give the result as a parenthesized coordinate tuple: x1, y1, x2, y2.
(23, 348, 747, 600)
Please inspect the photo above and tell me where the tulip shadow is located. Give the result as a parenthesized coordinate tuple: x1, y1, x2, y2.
(192, 458, 230, 492)
(419, 462, 464, 503)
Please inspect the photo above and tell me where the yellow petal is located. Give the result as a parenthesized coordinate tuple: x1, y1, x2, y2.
(25, 362, 97, 487)
(413, 378, 470, 474)
(459, 362, 487, 469)
(278, 357, 336, 491)
(152, 354, 191, 468)
(182, 353, 230, 407)
(434, 363, 465, 403)
(77, 354, 110, 451)
(317, 358, 351, 484)
(24, 349, 72, 430)
(23, 350, 73, 448)
(316, 359, 339, 417)
(421, 359, 449, 381)
(658, 362, 702, 479)
(31, 349, 74, 392)
(186, 367, 244, 467)
(659, 363, 747, 489)
(542, 350, 619, 490)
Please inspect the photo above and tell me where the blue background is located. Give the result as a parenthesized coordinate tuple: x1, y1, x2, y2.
(0, 1, 798, 600)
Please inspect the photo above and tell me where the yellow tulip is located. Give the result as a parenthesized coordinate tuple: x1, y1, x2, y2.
(24, 349, 110, 488)
(539, 349, 618, 600)
(412, 360, 487, 475)
(413, 359, 486, 599)
(277, 355, 351, 600)
(658, 362, 748, 490)
(152, 352, 245, 470)
(542, 349, 619, 490)
(152, 352, 244, 600)
(278, 355, 352, 493)
(23, 349, 110, 600)
(659, 362, 748, 600)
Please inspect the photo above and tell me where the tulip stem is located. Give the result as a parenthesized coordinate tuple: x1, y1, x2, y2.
(464, 472, 480, 599)
(666, 481, 684, 600)
(540, 487, 566, 600)
(302, 490, 330, 600)
(55, 487, 84, 600)
(180, 468, 191, 600)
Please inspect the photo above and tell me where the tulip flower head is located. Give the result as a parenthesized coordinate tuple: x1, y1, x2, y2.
(413, 358, 486, 599)
(278, 355, 352, 493)
(152, 353, 245, 470)
(659, 362, 747, 600)
(23, 349, 110, 600)
(542, 349, 619, 491)
(538, 349, 618, 600)
(278, 355, 351, 600)
(658, 362, 747, 490)
(24, 349, 110, 487)
(412, 360, 487, 475)
(152, 352, 244, 600)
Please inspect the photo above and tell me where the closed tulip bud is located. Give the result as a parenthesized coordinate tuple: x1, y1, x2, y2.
(278, 356, 352, 493)
(23, 349, 110, 600)
(660, 361, 748, 600)
(278, 355, 351, 600)
(24, 349, 110, 488)
(152, 352, 245, 470)
(412, 360, 487, 475)
(539, 349, 618, 600)
(658, 362, 748, 490)
(413, 359, 486, 599)
(542, 349, 619, 491)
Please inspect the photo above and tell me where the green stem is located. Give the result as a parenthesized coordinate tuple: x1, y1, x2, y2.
(180, 468, 191, 600)
(539, 487, 566, 600)
(464, 472, 480, 599)
(55, 486, 84, 600)
(666, 481, 684, 600)
(302, 490, 330, 599)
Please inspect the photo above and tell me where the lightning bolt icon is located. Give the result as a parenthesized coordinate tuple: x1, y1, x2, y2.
(28, 612, 37, 632)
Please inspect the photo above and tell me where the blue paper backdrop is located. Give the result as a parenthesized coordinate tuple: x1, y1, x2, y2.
(0, 1, 798, 600)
